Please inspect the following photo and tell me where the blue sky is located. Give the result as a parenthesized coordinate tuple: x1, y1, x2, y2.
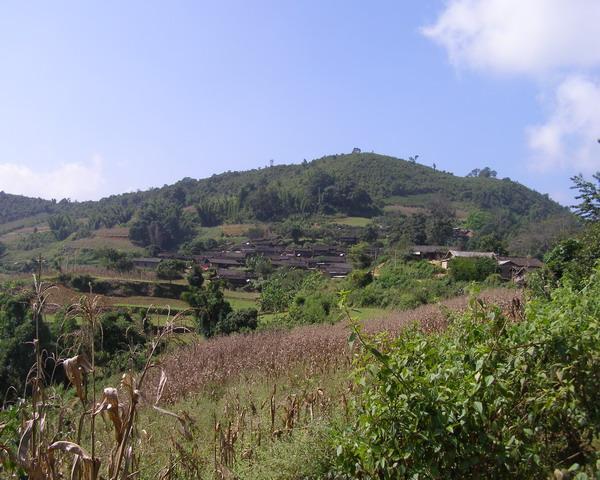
(0, 1, 599, 204)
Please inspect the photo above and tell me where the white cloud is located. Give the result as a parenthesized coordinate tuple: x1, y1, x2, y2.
(422, 0, 600, 76)
(0, 155, 106, 201)
(528, 76, 600, 172)
(423, 0, 600, 175)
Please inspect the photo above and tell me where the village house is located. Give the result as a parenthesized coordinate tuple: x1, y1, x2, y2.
(132, 257, 162, 269)
(410, 245, 449, 261)
(497, 256, 543, 282)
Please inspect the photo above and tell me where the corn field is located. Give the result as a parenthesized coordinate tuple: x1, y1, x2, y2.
(0, 282, 521, 479)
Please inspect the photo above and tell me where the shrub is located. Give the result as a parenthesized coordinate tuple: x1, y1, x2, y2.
(156, 259, 186, 281)
(335, 268, 600, 478)
(69, 274, 94, 292)
(449, 256, 497, 282)
(258, 269, 307, 313)
(288, 290, 338, 325)
(347, 270, 373, 289)
(182, 281, 233, 337)
(214, 308, 258, 335)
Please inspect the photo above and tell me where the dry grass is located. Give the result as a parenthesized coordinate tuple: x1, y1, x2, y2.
(150, 288, 520, 404)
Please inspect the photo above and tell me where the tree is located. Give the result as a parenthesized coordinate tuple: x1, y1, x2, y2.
(99, 248, 134, 273)
(449, 257, 498, 281)
(186, 264, 205, 288)
(213, 308, 258, 335)
(468, 167, 497, 178)
(181, 281, 232, 337)
(156, 259, 185, 281)
(48, 214, 76, 240)
(427, 199, 455, 245)
(0, 291, 53, 396)
(349, 242, 372, 269)
(571, 172, 600, 221)
(129, 198, 192, 250)
(470, 234, 508, 255)
(245, 254, 273, 279)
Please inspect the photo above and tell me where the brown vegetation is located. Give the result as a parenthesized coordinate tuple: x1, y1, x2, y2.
(150, 288, 520, 404)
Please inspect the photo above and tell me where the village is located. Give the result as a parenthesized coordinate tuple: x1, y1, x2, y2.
(131, 236, 543, 288)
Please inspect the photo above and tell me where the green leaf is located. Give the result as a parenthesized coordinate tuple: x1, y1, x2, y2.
(475, 358, 484, 371)
(473, 401, 483, 415)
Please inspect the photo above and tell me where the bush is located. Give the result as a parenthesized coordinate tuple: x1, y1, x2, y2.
(69, 274, 94, 292)
(214, 308, 258, 335)
(449, 256, 497, 282)
(335, 268, 600, 478)
(156, 259, 186, 281)
(288, 290, 338, 325)
(258, 269, 308, 313)
(347, 270, 373, 289)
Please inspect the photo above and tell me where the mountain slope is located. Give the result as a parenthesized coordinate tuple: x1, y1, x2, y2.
(0, 153, 572, 256)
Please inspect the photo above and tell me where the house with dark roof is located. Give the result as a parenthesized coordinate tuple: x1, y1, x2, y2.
(410, 245, 450, 261)
(497, 257, 543, 281)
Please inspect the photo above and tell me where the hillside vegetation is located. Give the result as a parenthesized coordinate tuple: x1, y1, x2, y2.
(0, 153, 576, 272)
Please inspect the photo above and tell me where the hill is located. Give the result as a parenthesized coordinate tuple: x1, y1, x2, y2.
(0, 153, 576, 269)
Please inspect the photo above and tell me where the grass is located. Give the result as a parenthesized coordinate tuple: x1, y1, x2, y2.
(0, 213, 49, 237)
(223, 289, 259, 310)
(331, 216, 371, 227)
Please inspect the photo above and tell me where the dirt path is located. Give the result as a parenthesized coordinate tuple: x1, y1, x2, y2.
(152, 288, 521, 403)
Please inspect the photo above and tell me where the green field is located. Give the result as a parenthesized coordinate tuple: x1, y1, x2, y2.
(331, 216, 372, 227)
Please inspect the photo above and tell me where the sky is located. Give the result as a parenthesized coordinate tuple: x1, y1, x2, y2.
(0, 1, 599, 205)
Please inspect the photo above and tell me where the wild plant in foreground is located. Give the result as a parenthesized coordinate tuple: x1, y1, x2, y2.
(0, 279, 190, 479)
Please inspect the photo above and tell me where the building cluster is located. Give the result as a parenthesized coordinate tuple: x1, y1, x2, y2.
(410, 246, 543, 282)
(134, 237, 354, 287)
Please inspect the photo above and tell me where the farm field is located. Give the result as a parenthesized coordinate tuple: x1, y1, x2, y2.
(127, 288, 521, 478)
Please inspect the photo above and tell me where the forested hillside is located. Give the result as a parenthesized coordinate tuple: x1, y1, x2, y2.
(0, 153, 575, 263)
(0, 192, 55, 224)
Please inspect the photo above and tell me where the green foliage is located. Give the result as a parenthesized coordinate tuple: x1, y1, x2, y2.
(288, 289, 338, 325)
(346, 270, 373, 289)
(214, 308, 258, 335)
(348, 260, 461, 309)
(286, 272, 338, 325)
(69, 274, 94, 292)
(427, 198, 456, 245)
(258, 269, 307, 313)
(335, 269, 600, 478)
(182, 281, 233, 337)
(467, 166, 497, 178)
(129, 198, 193, 250)
(0, 192, 56, 224)
(94, 310, 148, 372)
(349, 242, 372, 269)
(1, 153, 569, 251)
(156, 259, 186, 281)
(0, 290, 53, 396)
(469, 233, 508, 255)
(571, 172, 600, 222)
(449, 257, 498, 282)
(245, 254, 273, 279)
(186, 264, 205, 288)
(535, 222, 600, 292)
(98, 247, 134, 272)
(15, 231, 56, 251)
(47, 213, 76, 240)
(179, 236, 220, 255)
